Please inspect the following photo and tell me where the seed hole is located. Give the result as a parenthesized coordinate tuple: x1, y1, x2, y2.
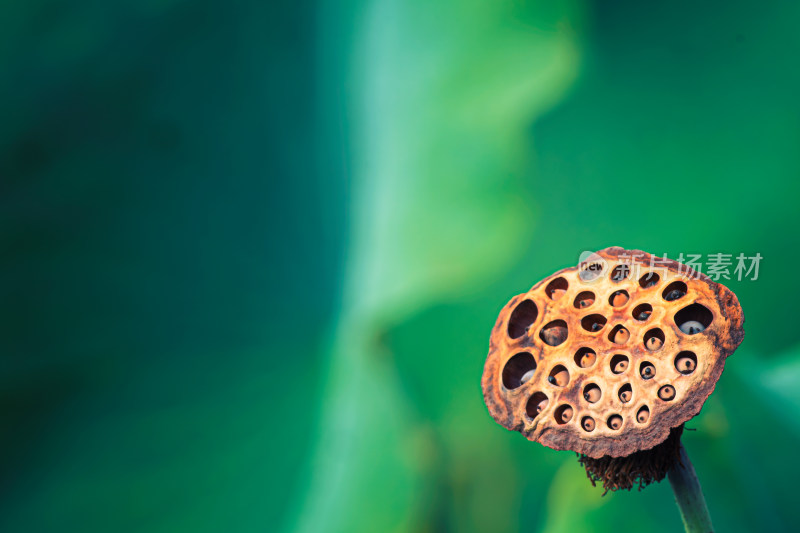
(663, 281, 688, 302)
(675, 351, 697, 375)
(658, 385, 676, 401)
(540, 320, 568, 346)
(639, 272, 660, 289)
(607, 415, 623, 430)
(610, 264, 630, 282)
(574, 291, 595, 309)
(581, 416, 596, 432)
(554, 404, 574, 425)
(609, 325, 630, 345)
(574, 347, 597, 368)
(637, 406, 650, 423)
(545, 277, 569, 300)
(675, 303, 713, 334)
(583, 384, 601, 403)
(548, 365, 569, 387)
(640, 362, 656, 380)
(610, 354, 629, 374)
(507, 299, 539, 339)
(526, 392, 549, 418)
(644, 328, 665, 351)
(609, 290, 629, 307)
(581, 314, 607, 333)
(619, 383, 632, 403)
(632, 303, 653, 322)
(502, 352, 537, 390)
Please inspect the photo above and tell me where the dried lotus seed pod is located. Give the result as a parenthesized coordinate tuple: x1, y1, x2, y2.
(481, 246, 744, 466)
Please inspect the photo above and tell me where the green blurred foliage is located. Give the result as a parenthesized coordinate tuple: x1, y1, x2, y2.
(2, 0, 800, 532)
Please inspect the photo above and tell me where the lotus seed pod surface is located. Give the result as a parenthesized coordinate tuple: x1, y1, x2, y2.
(482, 246, 745, 458)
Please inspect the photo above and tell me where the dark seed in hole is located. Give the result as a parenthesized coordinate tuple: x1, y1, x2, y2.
(548, 366, 569, 387)
(659, 385, 676, 401)
(644, 328, 665, 351)
(610, 354, 629, 374)
(665, 290, 685, 301)
(663, 281, 688, 302)
(582, 417, 595, 432)
(611, 326, 630, 344)
(633, 303, 653, 322)
(575, 348, 596, 368)
(556, 405, 573, 424)
(583, 384, 601, 403)
(573, 290, 597, 309)
(546, 278, 569, 300)
(637, 406, 650, 423)
(675, 303, 713, 333)
(679, 321, 705, 334)
(581, 314, 607, 333)
(646, 336, 662, 350)
(619, 384, 632, 403)
(675, 351, 697, 375)
(541, 326, 567, 345)
(640, 363, 655, 380)
(608, 415, 623, 430)
(540, 320, 568, 346)
(526, 392, 549, 418)
(610, 291, 629, 307)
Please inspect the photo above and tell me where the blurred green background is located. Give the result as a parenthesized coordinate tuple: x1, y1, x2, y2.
(3, 0, 800, 532)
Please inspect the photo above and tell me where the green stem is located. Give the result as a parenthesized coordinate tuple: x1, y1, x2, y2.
(668, 443, 714, 533)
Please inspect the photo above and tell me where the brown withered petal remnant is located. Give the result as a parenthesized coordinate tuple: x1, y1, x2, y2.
(481, 247, 744, 492)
